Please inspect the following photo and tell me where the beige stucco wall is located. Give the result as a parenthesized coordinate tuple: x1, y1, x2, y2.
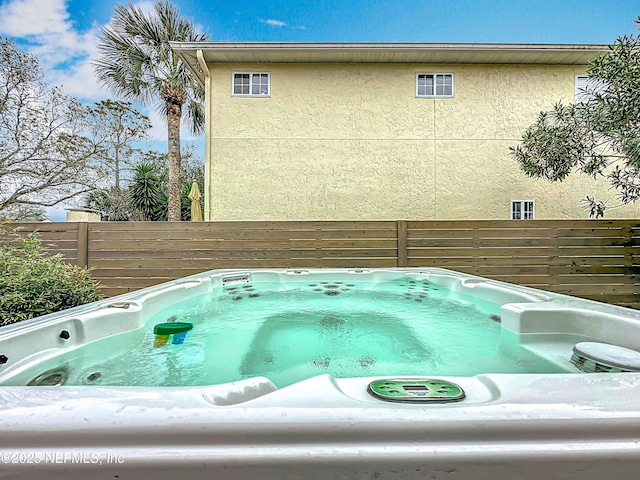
(66, 210, 101, 222)
(206, 62, 640, 220)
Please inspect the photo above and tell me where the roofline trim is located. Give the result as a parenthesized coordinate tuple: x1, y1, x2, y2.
(171, 41, 610, 52)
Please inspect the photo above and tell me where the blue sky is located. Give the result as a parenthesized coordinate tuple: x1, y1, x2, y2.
(0, 0, 638, 219)
(65, 0, 640, 44)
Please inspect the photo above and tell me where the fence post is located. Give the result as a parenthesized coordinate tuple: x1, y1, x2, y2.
(397, 220, 408, 267)
(77, 222, 88, 268)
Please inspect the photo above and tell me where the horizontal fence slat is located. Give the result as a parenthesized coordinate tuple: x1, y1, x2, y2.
(97, 278, 176, 288)
(88, 220, 398, 231)
(409, 257, 631, 268)
(550, 284, 640, 295)
(446, 265, 550, 276)
(408, 237, 637, 248)
(550, 265, 640, 275)
(408, 219, 640, 229)
(578, 294, 640, 303)
(88, 229, 399, 241)
(98, 287, 132, 296)
(407, 227, 635, 238)
(90, 248, 398, 260)
(90, 258, 397, 269)
(409, 256, 558, 266)
(89, 239, 398, 250)
(551, 275, 637, 285)
(408, 247, 634, 257)
(92, 268, 211, 278)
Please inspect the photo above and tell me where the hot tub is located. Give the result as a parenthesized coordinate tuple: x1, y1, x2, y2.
(1, 267, 640, 479)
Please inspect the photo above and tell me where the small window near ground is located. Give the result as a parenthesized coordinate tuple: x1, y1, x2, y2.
(233, 72, 270, 97)
(510, 200, 535, 220)
(416, 73, 453, 98)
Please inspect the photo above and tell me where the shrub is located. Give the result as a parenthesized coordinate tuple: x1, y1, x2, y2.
(0, 228, 103, 326)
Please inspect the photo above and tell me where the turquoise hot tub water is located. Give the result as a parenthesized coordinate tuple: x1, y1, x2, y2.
(16, 276, 567, 388)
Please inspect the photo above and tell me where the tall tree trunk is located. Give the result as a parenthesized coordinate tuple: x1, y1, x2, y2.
(114, 144, 120, 188)
(166, 102, 182, 221)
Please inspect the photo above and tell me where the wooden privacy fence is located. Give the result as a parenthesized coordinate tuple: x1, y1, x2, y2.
(10, 219, 640, 308)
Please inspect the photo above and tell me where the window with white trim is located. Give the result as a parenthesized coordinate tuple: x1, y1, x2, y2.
(575, 75, 607, 103)
(416, 73, 453, 97)
(233, 72, 270, 96)
(510, 200, 535, 220)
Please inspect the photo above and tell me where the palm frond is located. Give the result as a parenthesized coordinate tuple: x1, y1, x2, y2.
(185, 97, 205, 136)
(93, 0, 208, 128)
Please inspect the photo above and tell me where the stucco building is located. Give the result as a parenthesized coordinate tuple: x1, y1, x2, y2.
(172, 42, 640, 221)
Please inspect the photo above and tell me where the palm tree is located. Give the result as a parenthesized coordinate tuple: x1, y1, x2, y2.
(94, 1, 207, 221)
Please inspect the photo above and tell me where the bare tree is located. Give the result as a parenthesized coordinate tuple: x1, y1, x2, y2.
(87, 99, 151, 188)
(0, 37, 98, 220)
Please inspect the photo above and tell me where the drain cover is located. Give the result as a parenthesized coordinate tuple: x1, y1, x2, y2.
(367, 378, 465, 403)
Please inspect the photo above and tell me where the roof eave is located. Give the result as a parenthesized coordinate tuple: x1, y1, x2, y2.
(171, 42, 610, 86)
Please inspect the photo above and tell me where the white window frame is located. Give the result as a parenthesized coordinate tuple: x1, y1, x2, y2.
(510, 200, 535, 220)
(416, 73, 454, 98)
(575, 74, 607, 103)
(232, 72, 270, 97)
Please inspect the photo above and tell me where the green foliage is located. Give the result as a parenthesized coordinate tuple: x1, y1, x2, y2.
(84, 146, 204, 222)
(581, 196, 606, 219)
(511, 17, 640, 216)
(130, 163, 165, 221)
(511, 103, 610, 182)
(180, 182, 193, 220)
(0, 228, 102, 326)
(130, 146, 204, 221)
(84, 186, 139, 221)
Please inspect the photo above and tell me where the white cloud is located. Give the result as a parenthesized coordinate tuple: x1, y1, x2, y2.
(259, 17, 306, 30)
(0, 0, 69, 37)
(0, 0, 104, 100)
(260, 18, 288, 27)
(52, 50, 106, 100)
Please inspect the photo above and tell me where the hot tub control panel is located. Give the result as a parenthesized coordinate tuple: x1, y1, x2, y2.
(367, 379, 465, 403)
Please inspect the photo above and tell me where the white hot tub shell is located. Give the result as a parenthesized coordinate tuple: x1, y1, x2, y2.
(1, 268, 640, 479)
